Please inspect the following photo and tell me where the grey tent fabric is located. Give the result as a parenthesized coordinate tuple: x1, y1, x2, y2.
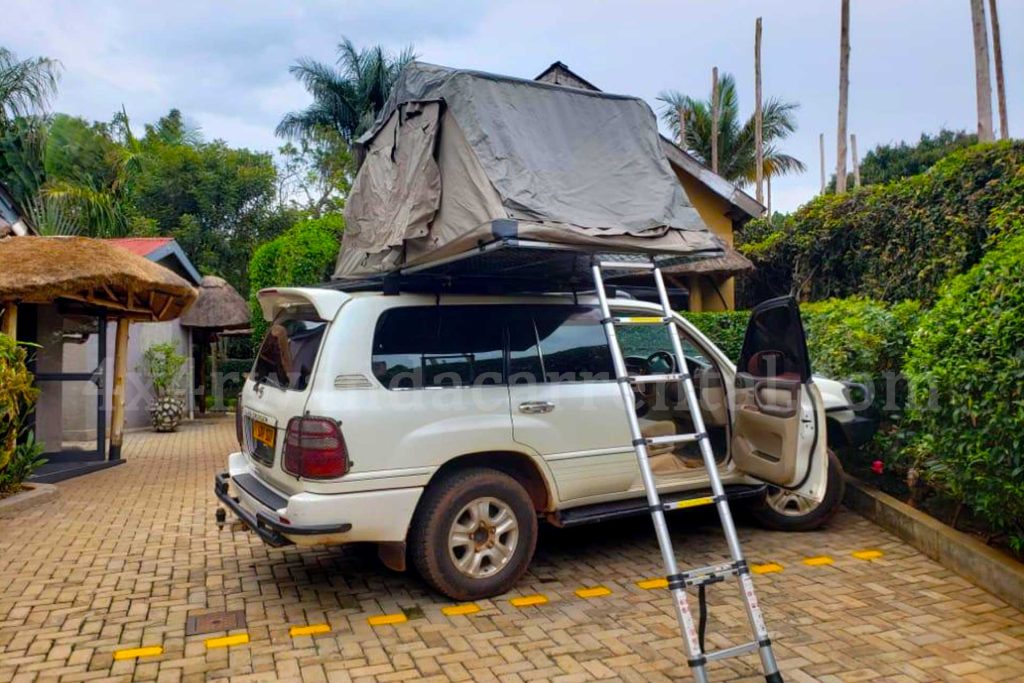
(335, 62, 723, 279)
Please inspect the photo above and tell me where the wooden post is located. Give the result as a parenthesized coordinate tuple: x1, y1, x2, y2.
(109, 318, 130, 461)
(970, 0, 994, 141)
(819, 133, 826, 193)
(851, 133, 861, 188)
(836, 0, 851, 193)
(688, 275, 704, 312)
(988, 0, 1008, 139)
(211, 336, 223, 412)
(186, 327, 195, 420)
(711, 67, 720, 174)
(754, 17, 765, 205)
(1, 302, 16, 339)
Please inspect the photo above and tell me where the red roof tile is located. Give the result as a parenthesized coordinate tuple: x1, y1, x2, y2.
(106, 237, 174, 257)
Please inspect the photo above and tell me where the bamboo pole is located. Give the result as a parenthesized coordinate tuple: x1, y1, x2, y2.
(819, 133, 826, 193)
(711, 66, 720, 174)
(970, 0, 994, 142)
(109, 318, 130, 461)
(836, 0, 851, 193)
(851, 133, 861, 188)
(754, 17, 764, 205)
(676, 106, 687, 148)
(1, 303, 16, 339)
(988, 0, 1008, 139)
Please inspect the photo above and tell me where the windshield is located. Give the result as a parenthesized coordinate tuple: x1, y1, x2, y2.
(252, 305, 327, 391)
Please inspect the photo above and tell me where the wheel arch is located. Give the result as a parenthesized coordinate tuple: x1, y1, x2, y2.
(428, 450, 555, 513)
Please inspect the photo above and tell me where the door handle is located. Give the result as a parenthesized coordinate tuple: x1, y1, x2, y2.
(518, 401, 555, 414)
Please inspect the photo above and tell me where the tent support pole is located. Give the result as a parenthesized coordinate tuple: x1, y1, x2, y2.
(109, 318, 130, 461)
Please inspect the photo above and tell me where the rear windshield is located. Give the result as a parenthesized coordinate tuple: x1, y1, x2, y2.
(252, 305, 327, 391)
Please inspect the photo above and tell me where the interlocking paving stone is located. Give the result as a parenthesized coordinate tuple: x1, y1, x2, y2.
(0, 417, 1022, 681)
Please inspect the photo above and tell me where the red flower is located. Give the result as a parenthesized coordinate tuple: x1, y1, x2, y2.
(871, 460, 884, 475)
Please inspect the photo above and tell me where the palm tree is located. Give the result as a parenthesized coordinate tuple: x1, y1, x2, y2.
(277, 38, 415, 145)
(658, 73, 804, 189)
(0, 47, 61, 128)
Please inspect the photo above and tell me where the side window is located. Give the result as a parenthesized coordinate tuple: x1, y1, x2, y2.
(532, 307, 613, 383)
(371, 306, 505, 389)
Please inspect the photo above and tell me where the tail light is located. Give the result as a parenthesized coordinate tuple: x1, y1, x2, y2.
(235, 396, 244, 449)
(283, 416, 349, 479)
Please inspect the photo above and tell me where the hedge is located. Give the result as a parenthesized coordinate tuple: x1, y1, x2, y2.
(901, 230, 1024, 551)
(248, 214, 344, 342)
(686, 297, 920, 386)
(738, 141, 1024, 306)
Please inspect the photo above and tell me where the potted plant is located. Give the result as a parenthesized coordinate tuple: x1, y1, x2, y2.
(140, 342, 187, 432)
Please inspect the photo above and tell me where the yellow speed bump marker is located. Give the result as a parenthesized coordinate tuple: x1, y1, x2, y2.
(289, 624, 330, 637)
(852, 549, 884, 561)
(442, 603, 481, 616)
(205, 634, 249, 649)
(575, 586, 612, 599)
(636, 578, 668, 590)
(803, 556, 834, 567)
(113, 646, 163, 661)
(367, 613, 408, 626)
(751, 562, 783, 574)
(509, 594, 548, 607)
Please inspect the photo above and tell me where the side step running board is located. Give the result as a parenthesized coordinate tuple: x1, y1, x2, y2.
(555, 484, 767, 528)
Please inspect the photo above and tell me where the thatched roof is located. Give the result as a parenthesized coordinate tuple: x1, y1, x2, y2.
(662, 244, 754, 277)
(180, 275, 250, 329)
(0, 236, 197, 322)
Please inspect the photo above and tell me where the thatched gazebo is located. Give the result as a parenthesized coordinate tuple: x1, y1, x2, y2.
(0, 236, 197, 467)
(180, 275, 250, 415)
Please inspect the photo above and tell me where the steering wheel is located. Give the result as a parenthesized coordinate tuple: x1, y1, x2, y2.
(646, 350, 677, 374)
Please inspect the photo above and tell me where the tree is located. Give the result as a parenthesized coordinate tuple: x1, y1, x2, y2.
(658, 73, 805, 188)
(276, 130, 354, 217)
(828, 129, 977, 189)
(276, 38, 415, 145)
(0, 47, 60, 129)
(836, 0, 851, 193)
(989, 0, 1008, 140)
(970, 0, 994, 142)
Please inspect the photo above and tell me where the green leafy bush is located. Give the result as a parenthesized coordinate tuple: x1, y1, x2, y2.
(139, 342, 187, 398)
(0, 332, 39, 471)
(0, 433, 46, 497)
(901, 231, 1024, 551)
(739, 141, 1024, 306)
(248, 214, 344, 340)
(685, 310, 748, 360)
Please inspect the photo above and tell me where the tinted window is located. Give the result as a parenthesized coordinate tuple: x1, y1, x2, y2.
(512, 307, 613, 383)
(372, 306, 505, 389)
(253, 305, 326, 391)
(737, 297, 811, 381)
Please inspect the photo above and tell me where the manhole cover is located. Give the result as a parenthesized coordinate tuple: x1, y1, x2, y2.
(185, 610, 246, 636)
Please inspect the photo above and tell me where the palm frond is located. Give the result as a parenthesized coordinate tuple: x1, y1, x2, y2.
(25, 193, 81, 236)
(0, 48, 62, 125)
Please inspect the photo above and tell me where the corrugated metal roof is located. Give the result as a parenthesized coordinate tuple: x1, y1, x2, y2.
(106, 237, 174, 257)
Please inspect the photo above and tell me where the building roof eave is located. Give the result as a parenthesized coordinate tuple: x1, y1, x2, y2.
(659, 136, 765, 222)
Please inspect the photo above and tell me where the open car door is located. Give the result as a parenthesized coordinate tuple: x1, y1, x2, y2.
(731, 296, 821, 488)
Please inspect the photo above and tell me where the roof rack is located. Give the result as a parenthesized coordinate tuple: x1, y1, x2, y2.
(323, 238, 709, 296)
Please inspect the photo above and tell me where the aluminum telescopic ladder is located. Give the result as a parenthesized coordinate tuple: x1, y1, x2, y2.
(591, 258, 783, 683)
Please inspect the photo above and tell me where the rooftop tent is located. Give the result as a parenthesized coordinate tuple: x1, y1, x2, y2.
(334, 62, 724, 281)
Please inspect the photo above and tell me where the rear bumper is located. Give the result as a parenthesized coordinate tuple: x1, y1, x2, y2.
(215, 471, 352, 547)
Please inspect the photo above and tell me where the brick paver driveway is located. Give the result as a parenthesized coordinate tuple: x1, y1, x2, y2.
(1, 418, 1023, 683)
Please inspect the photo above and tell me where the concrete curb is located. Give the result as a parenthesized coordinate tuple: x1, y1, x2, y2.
(0, 483, 60, 518)
(844, 475, 1024, 611)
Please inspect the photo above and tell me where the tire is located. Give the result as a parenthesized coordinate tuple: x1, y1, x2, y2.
(410, 467, 538, 600)
(750, 449, 846, 531)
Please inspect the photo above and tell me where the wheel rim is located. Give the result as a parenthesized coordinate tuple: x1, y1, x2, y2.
(764, 487, 820, 517)
(448, 496, 519, 579)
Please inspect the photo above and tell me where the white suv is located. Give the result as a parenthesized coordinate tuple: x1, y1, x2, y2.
(216, 287, 853, 600)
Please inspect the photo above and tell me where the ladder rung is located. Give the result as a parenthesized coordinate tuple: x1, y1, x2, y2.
(624, 373, 687, 384)
(598, 260, 655, 271)
(678, 561, 739, 585)
(663, 494, 714, 510)
(645, 433, 701, 447)
(705, 640, 759, 662)
(609, 316, 670, 325)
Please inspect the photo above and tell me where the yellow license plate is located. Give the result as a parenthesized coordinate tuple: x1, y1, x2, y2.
(252, 420, 275, 447)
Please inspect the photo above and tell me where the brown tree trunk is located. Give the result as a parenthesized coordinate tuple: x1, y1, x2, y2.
(109, 319, 130, 461)
(988, 0, 1008, 139)
(819, 133, 826, 193)
(836, 0, 851, 193)
(711, 67, 720, 174)
(971, 0, 995, 141)
(676, 106, 687, 148)
(754, 17, 764, 205)
(851, 133, 861, 188)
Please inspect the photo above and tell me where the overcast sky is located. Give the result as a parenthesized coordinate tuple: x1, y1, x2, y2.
(6, 0, 1022, 211)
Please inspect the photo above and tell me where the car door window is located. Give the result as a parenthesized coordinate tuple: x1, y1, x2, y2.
(514, 307, 613, 383)
(371, 305, 505, 389)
